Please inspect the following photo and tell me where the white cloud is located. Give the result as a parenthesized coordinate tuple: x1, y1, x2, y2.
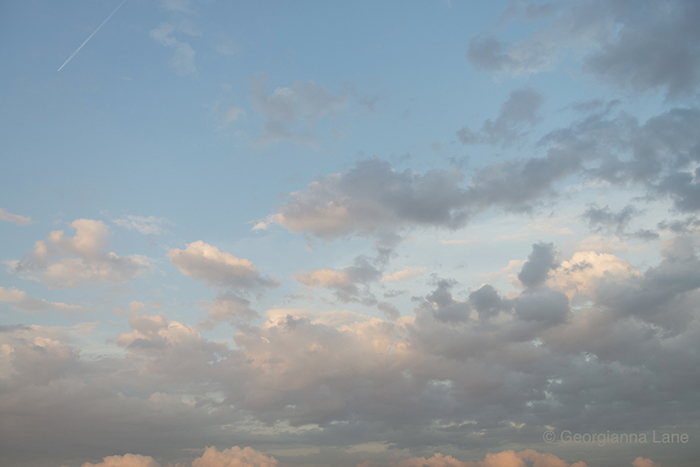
(168, 241, 279, 291)
(192, 446, 279, 467)
(10, 219, 151, 288)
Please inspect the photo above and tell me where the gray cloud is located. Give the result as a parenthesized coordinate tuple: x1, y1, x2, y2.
(457, 89, 544, 146)
(293, 251, 389, 305)
(467, 0, 700, 97)
(272, 158, 470, 239)
(3, 237, 700, 465)
(249, 75, 348, 147)
(268, 104, 700, 244)
(583, 204, 639, 236)
(582, 204, 660, 241)
(518, 242, 559, 289)
(197, 293, 258, 330)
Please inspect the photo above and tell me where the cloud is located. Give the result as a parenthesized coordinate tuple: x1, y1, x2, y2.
(66, 454, 161, 467)
(0, 207, 32, 226)
(631, 458, 664, 467)
(579, 202, 658, 244)
(199, 293, 258, 329)
(467, 0, 700, 97)
(361, 449, 591, 467)
(517, 242, 559, 288)
(293, 267, 352, 288)
(547, 250, 642, 302)
(582, 204, 640, 236)
(0, 286, 87, 313)
(3, 240, 700, 466)
(10, 219, 151, 288)
(457, 89, 544, 146)
(292, 254, 384, 304)
(269, 103, 700, 244)
(150, 22, 199, 75)
(381, 267, 425, 283)
(192, 446, 279, 467)
(219, 107, 246, 128)
(60, 446, 280, 467)
(112, 215, 169, 236)
(272, 158, 470, 239)
(249, 75, 348, 147)
(168, 241, 279, 291)
(269, 147, 587, 240)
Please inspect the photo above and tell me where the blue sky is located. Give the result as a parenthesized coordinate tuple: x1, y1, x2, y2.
(1, 1, 700, 467)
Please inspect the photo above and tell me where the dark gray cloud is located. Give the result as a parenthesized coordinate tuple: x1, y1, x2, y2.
(467, 0, 700, 98)
(468, 284, 502, 321)
(582, 203, 660, 241)
(518, 242, 559, 288)
(581, 0, 700, 97)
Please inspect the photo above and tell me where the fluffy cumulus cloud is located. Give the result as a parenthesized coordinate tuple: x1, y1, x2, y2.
(6, 1, 700, 465)
(9, 219, 151, 288)
(467, 0, 700, 97)
(168, 241, 279, 291)
(66, 454, 160, 467)
(2, 235, 699, 465)
(191, 446, 279, 467)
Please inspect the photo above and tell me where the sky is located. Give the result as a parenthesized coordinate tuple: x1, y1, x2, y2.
(1, 0, 700, 466)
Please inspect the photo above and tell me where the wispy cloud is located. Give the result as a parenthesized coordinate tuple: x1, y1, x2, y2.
(0, 207, 32, 226)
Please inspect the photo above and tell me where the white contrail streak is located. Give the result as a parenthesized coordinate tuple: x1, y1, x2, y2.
(57, 0, 127, 72)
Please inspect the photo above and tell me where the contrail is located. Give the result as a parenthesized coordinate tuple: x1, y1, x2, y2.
(58, 0, 127, 72)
